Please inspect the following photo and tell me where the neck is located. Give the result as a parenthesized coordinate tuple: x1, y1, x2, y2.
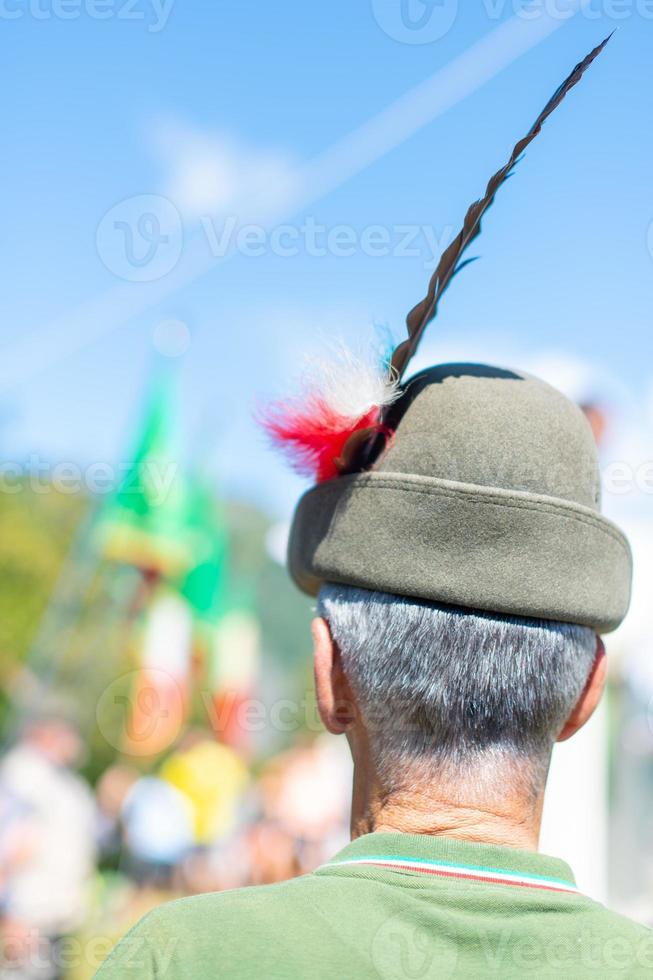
(349, 754, 546, 852)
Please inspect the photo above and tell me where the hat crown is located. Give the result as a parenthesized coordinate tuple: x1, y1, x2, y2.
(287, 362, 631, 633)
(377, 364, 601, 512)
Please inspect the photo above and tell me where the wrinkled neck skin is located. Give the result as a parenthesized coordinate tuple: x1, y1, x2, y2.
(347, 730, 547, 853)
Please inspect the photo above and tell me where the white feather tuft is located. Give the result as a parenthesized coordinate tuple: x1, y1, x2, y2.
(301, 343, 400, 420)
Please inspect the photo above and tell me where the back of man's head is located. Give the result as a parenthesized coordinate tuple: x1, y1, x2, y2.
(318, 584, 598, 798)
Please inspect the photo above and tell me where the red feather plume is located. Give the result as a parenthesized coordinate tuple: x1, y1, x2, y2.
(260, 399, 382, 483)
(257, 346, 400, 482)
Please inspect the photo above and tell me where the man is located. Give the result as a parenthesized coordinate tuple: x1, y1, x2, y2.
(97, 38, 652, 979)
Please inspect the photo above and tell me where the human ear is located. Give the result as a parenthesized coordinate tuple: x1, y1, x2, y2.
(557, 637, 607, 743)
(312, 617, 356, 735)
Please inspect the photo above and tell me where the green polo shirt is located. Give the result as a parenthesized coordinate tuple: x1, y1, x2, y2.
(96, 832, 652, 979)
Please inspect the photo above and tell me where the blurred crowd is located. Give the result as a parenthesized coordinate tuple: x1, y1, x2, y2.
(0, 720, 351, 979)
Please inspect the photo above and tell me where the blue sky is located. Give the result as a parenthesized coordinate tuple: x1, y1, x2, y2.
(1, 2, 652, 516)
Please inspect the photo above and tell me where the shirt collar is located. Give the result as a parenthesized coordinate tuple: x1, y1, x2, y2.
(317, 832, 578, 895)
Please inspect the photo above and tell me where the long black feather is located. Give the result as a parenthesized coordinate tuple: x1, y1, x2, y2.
(390, 32, 613, 379)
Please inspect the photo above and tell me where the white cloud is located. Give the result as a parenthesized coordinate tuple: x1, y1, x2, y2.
(149, 117, 298, 223)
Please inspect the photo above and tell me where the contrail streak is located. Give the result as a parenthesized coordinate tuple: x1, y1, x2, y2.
(1, 5, 592, 387)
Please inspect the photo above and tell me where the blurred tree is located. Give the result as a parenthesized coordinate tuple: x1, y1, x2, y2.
(0, 483, 85, 729)
(0, 484, 314, 775)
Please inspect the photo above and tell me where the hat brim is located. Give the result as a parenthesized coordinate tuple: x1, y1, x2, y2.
(288, 471, 632, 634)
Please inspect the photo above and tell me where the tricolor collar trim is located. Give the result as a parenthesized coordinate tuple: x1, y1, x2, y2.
(319, 855, 579, 895)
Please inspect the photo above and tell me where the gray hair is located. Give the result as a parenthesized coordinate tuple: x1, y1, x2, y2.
(317, 584, 597, 793)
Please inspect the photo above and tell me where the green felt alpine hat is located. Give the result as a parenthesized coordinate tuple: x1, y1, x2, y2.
(288, 364, 632, 634)
(278, 37, 630, 633)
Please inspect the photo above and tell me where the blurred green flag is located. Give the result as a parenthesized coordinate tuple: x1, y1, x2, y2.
(180, 476, 229, 626)
(99, 370, 192, 577)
